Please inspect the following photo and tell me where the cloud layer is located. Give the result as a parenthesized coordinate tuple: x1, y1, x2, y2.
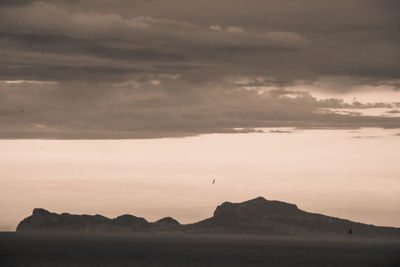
(0, 0, 399, 138)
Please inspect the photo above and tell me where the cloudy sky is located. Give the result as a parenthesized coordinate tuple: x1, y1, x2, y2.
(0, 0, 399, 138)
(0, 1, 400, 230)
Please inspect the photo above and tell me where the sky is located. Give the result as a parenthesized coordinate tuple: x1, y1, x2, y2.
(1, 128, 400, 230)
(0, 1, 399, 230)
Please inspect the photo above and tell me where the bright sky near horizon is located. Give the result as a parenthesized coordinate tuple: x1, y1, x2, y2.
(1, 128, 399, 231)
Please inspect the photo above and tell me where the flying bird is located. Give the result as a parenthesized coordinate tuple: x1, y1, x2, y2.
(212, 179, 215, 185)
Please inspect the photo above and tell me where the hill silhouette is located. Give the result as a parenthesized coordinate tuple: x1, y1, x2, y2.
(17, 197, 400, 238)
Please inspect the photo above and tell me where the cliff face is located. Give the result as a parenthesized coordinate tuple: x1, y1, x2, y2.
(16, 197, 400, 238)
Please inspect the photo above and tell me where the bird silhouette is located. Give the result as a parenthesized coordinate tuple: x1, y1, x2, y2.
(212, 179, 215, 185)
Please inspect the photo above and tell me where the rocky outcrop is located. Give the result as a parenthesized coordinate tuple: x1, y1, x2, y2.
(17, 209, 171, 232)
(155, 217, 180, 226)
(152, 217, 180, 231)
(191, 197, 400, 238)
(16, 197, 400, 238)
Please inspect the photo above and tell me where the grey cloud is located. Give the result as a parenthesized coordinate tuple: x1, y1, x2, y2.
(317, 99, 394, 109)
(0, 0, 399, 139)
(352, 136, 381, 139)
(269, 129, 293, 134)
(1, 80, 399, 139)
(1, 1, 398, 87)
(0, 4, 309, 84)
(0, 0, 37, 6)
(0, 3, 309, 50)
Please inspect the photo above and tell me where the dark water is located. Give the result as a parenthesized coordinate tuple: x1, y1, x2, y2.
(0, 232, 399, 266)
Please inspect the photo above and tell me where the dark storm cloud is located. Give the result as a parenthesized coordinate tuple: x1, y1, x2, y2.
(0, 0, 399, 138)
